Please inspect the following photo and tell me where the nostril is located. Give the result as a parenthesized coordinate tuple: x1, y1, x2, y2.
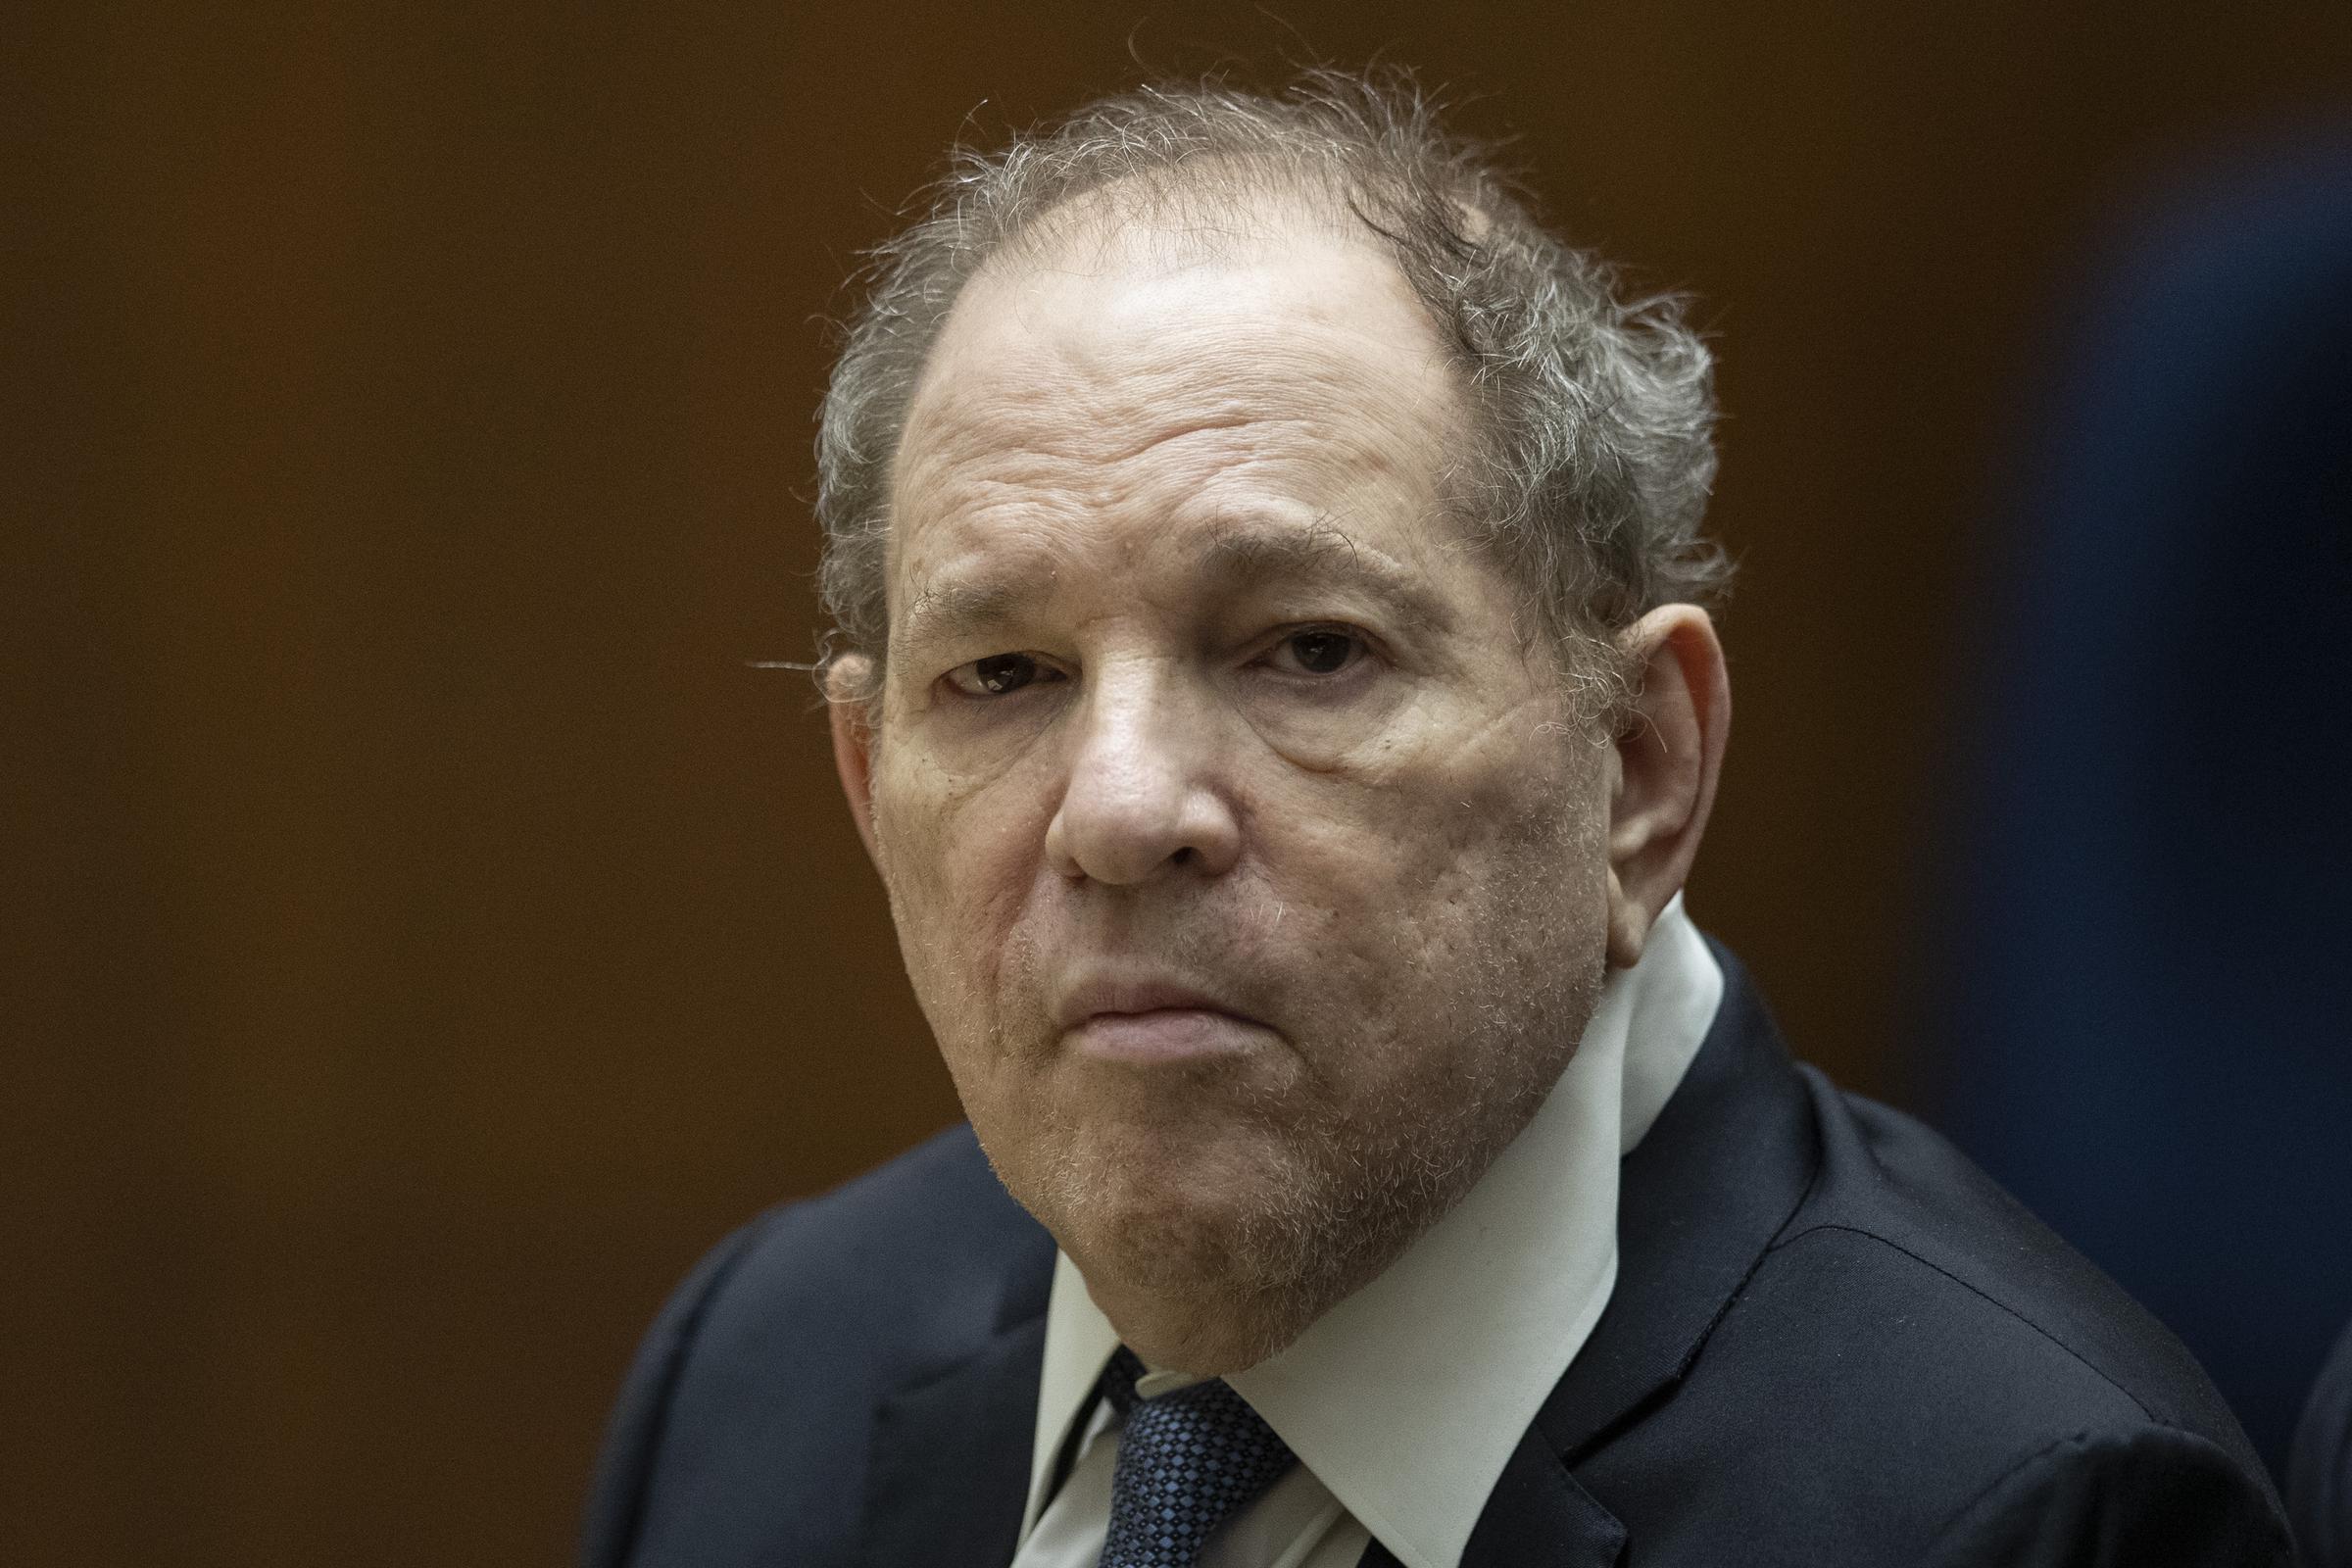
(1170, 846, 1195, 866)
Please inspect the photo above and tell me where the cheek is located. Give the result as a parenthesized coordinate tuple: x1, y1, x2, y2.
(1249, 723, 1608, 1060)
(1264, 712, 1598, 906)
(869, 746, 1054, 1039)
(873, 737, 1029, 906)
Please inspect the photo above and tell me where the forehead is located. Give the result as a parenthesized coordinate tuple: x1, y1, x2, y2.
(886, 202, 1470, 609)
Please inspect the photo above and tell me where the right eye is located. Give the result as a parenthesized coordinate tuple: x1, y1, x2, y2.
(942, 653, 1061, 698)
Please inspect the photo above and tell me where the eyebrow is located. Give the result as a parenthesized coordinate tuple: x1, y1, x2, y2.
(1198, 516, 1457, 633)
(895, 570, 1044, 660)
(893, 514, 1458, 658)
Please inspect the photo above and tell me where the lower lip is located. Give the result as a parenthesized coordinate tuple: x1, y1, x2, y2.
(1072, 1008, 1266, 1063)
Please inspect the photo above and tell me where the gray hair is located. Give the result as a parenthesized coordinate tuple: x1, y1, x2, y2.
(813, 68, 1730, 710)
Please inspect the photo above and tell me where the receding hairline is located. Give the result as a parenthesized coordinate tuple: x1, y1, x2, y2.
(977, 149, 1420, 269)
(897, 181, 1466, 469)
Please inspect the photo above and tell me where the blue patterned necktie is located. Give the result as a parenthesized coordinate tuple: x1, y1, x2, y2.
(1093, 1346, 1298, 1568)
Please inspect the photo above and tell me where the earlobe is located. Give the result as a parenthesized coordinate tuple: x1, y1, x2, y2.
(1603, 607, 1731, 967)
(1603, 866, 1648, 970)
(826, 656, 883, 868)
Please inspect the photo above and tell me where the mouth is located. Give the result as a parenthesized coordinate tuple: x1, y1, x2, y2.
(1054, 977, 1272, 1064)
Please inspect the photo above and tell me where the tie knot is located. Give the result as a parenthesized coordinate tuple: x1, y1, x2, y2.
(1094, 1348, 1298, 1568)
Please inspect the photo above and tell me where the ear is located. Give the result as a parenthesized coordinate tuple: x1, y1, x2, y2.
(825, 655, 883, 869)
(1604, 605, 1731, 968)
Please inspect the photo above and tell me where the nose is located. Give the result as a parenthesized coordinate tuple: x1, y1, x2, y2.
(1043, 664, 1243, 885)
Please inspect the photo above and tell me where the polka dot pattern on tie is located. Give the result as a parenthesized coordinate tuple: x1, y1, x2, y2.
(1095, 1346, 1298, 1568)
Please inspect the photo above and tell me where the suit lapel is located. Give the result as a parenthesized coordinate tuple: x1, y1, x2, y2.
(858, 1243, 1054, 1568)
(1350, 1424, 1625, 1568)
(857, 1312, 1047, 1568)
(1456, 1427, 1628, 1567)
(1534, 941, 1819, 1463)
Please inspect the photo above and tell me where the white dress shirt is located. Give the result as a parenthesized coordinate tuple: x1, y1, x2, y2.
(1010, 897, 1725, 1568)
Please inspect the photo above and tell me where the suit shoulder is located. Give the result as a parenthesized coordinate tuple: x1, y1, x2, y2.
(764, 1121, 1029, 1267)
(1592, 1071, 2283, 1562)
(1927, 1424, 2293, 1566)
(711, 1122, 1053, 1359)
(1762, 1068, 2264, 1464)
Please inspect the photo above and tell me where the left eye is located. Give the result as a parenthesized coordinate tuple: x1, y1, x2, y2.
(1265, 627, 1367, 676)
(943, 653, 1059, 697)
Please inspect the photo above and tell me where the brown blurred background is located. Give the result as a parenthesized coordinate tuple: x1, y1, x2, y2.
(9, 3, 2351, 1563)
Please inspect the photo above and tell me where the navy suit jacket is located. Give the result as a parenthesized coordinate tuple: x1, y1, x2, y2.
(583, 946, 2290, 1566)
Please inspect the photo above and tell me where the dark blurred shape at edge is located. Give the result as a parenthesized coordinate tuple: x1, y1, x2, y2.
(1917, 121, 2352, 1481)
(2294, 1319, 2352, 1568)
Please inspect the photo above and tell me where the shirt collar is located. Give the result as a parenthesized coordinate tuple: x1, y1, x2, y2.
(1020, 897, 1724, 1568)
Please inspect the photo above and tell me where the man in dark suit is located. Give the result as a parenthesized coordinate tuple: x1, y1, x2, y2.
(584, 71, 2290, 1566)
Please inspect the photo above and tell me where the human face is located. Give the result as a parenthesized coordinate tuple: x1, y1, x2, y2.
(851, 210, 1615, 1372)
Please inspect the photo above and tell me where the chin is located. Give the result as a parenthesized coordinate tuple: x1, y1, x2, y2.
(1061, 1208, 1330, 1375)
(1100, 1285, 1316, 1378)
(1000, 1120, 1419, 1375)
